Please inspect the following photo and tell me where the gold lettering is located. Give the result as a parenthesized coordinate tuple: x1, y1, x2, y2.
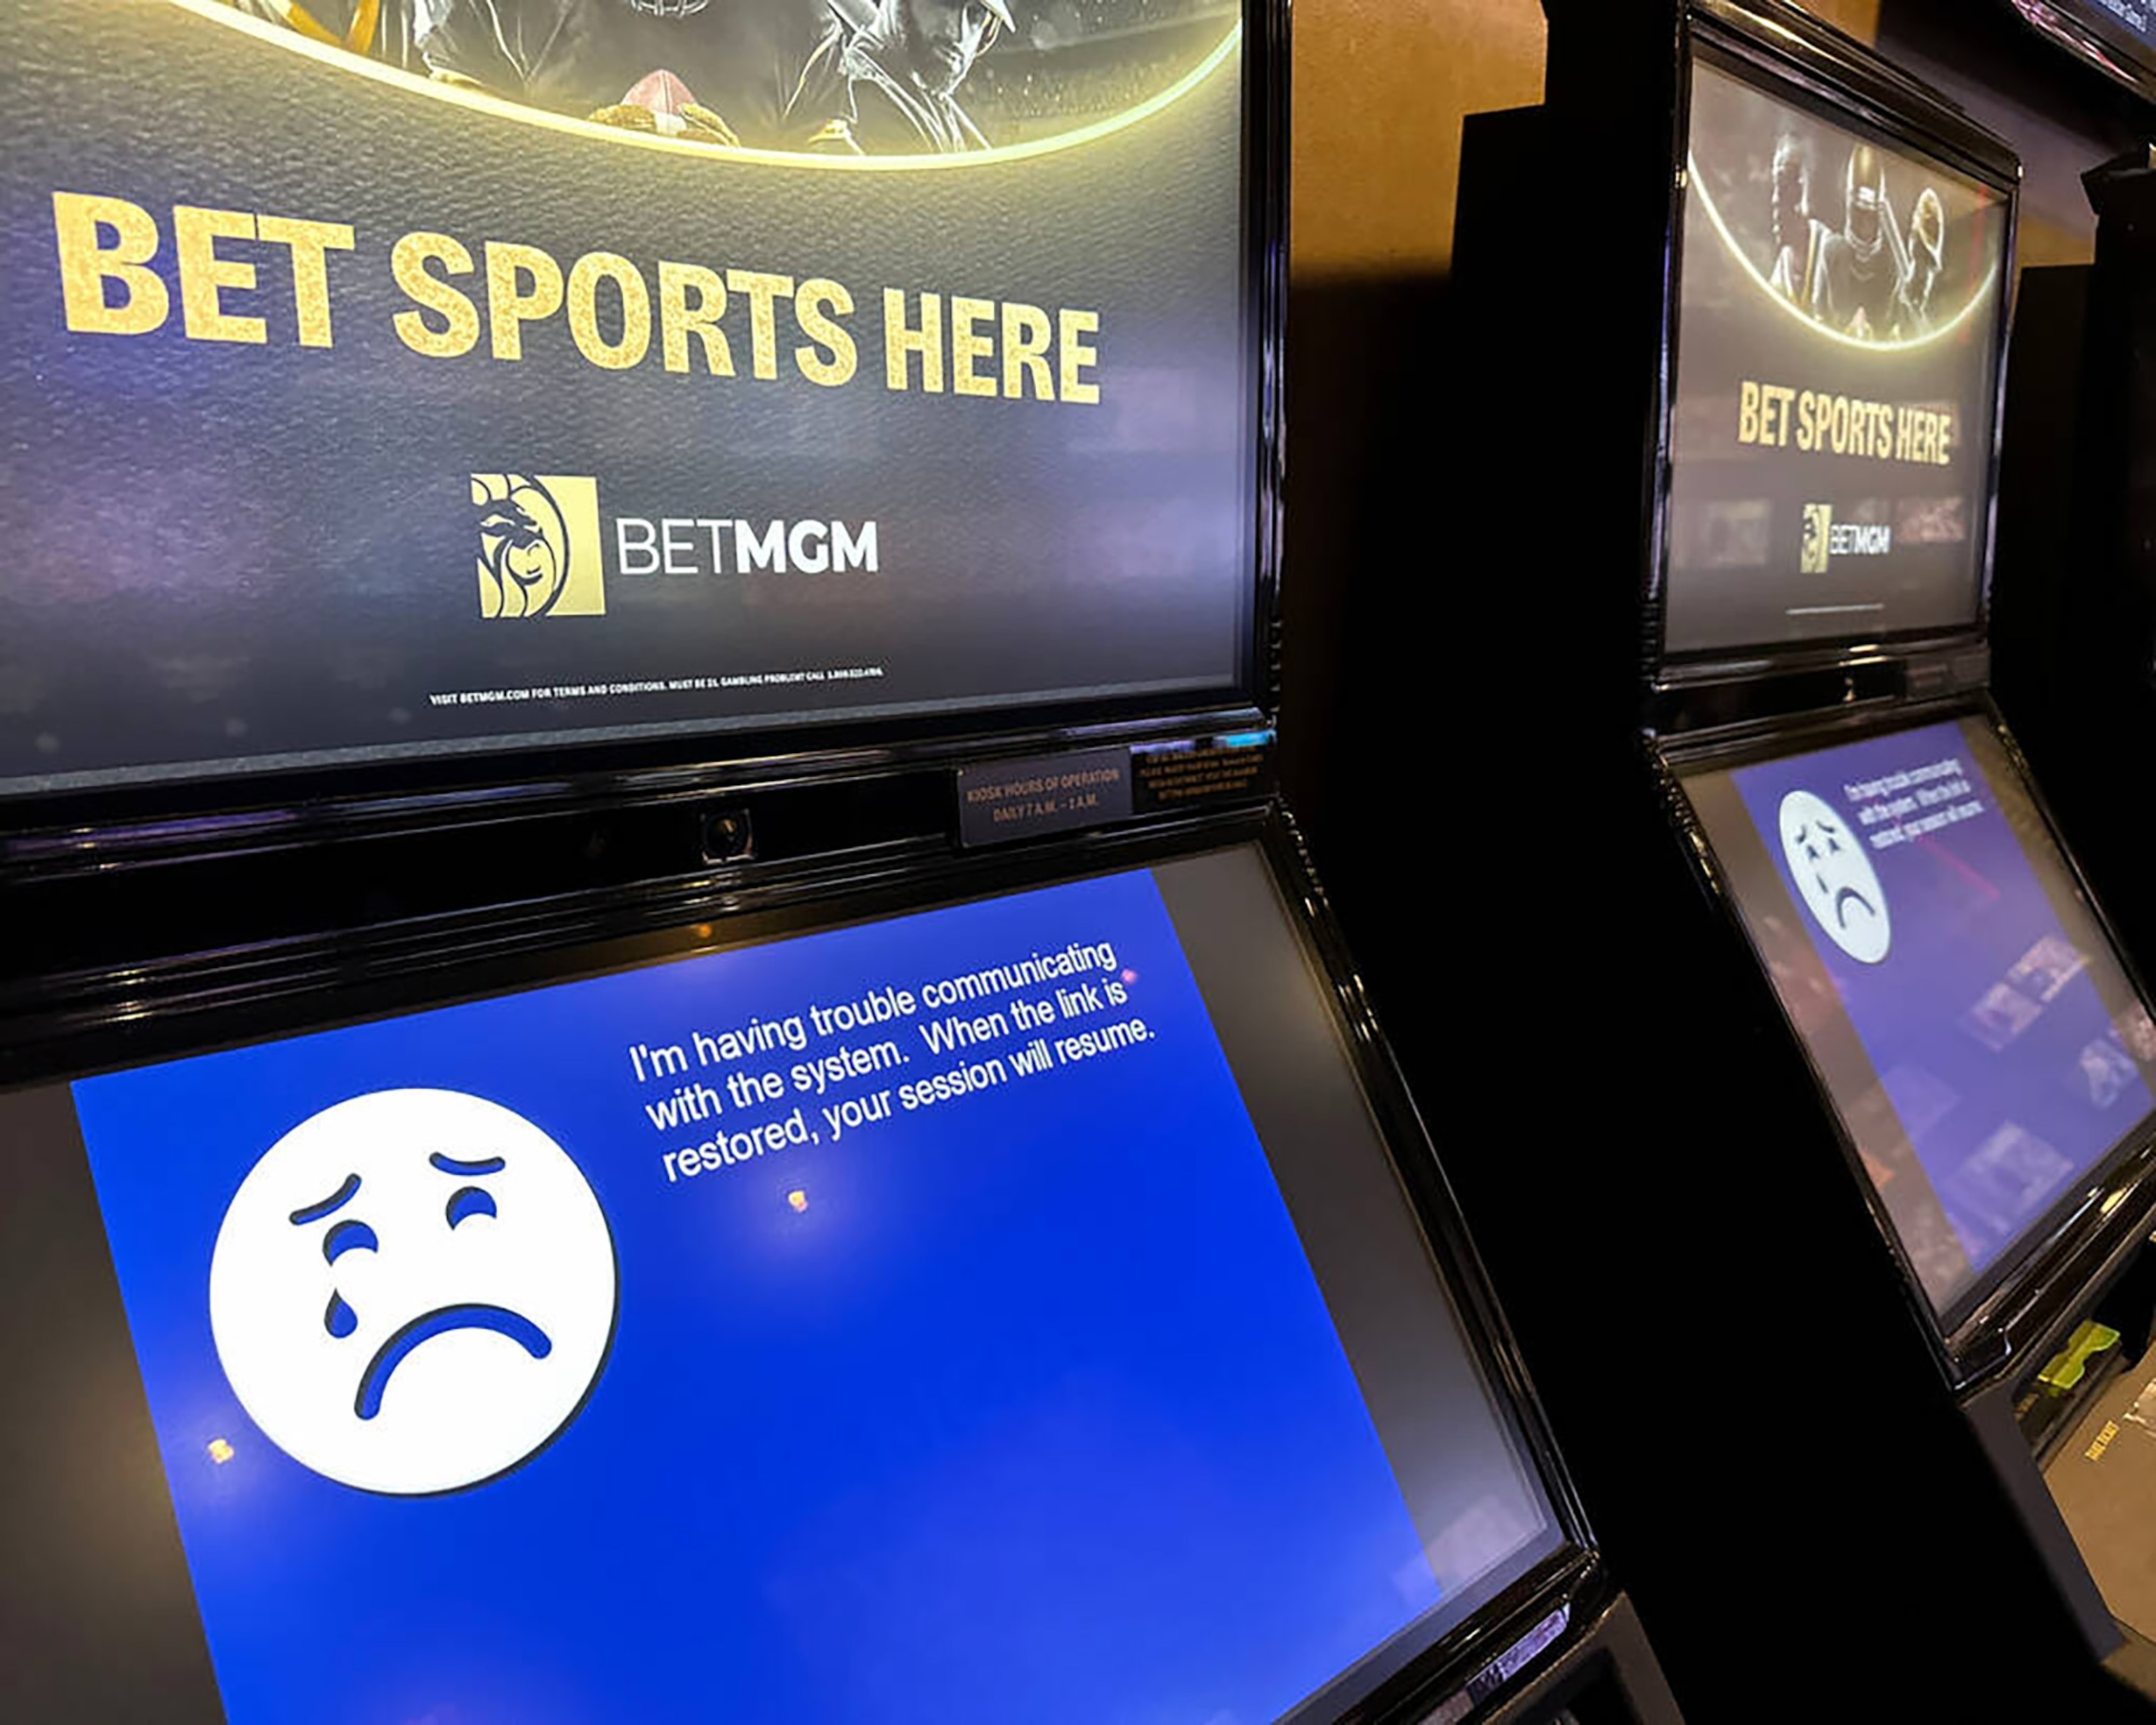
(390, 230, 480, 357)
(485, 240, 564, 361)
(658, 260, 733, 375)
(51, 192, 169, 336)
(1058, 308, 1100, 405)
(173, 205, 265, 345)
(884, 289, 944, 392)
(256, 214, 355, 348)
(566, 251, 651, 370)
(725, 269, 794, 380)
(793, 278, 856, 387)
(951, 295, 997, 398)
(1001, 302, 1054, 399)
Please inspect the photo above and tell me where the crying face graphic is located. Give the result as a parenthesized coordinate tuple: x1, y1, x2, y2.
(208, 1090, 616, 1496)
(1776, 789, 1893, 966)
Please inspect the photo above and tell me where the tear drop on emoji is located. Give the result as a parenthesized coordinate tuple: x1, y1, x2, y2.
(208, 1088, 616, 1495)
(1776, 788, 1892, 966)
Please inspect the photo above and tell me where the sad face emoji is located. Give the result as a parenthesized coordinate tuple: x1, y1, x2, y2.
(1776, 788, 1892, 966)
(208, 1089, 616, 1495)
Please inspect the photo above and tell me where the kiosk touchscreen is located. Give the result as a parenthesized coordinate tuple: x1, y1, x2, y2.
(1, 841, 1572, 1723)
(1679, 714, 2156, 1336)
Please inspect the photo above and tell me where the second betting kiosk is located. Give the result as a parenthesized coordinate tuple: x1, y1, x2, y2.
(1420, 0, 2156, 1714)
(0, 2, 1679, 1721)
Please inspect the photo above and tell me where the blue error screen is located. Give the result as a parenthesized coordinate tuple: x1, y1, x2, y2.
(59, 846, 1558, 1724)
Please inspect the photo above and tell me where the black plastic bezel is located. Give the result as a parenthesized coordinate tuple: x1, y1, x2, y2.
(2007, 0, 2156, 108)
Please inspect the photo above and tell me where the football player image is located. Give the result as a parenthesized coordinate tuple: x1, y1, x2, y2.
(205, 0, 1239, 158)
(1806, 142, 1898, 338)
(1766, 133, 1822, 305)
(1798, 140, 1952, 342)
(816, 0, 1011, 153)
(1892, 185, 1947, 338)
(223, 0, 440, 67)
(416, 0, 858, 149)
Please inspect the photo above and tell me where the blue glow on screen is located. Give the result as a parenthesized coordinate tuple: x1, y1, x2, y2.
(1731, 719, 2155, 1290)
(72, 867, 1440, 1724)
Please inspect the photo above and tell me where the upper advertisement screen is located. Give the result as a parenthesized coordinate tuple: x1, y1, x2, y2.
(2, 844, 1562, 1719)
(1663, 53, 2011, 659)
(1682, 717, 2156, 1324)
(0, 0, 1255, 799)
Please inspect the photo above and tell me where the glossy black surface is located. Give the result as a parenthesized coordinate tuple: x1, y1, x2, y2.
(1339, 1, 2156, 1714)
(2009, 0, 2156, 107)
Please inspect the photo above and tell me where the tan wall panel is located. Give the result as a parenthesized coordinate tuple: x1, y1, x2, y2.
(1289, 1, 1888, 279)
(1805, 0, 1880, 41)
(1290, 0, 1545, 276)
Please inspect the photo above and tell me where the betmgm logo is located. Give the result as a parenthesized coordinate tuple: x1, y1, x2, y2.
(1799, 502, 1892, 575)
(472, 473, 605, 620)
(1800, 502, 1832, 575)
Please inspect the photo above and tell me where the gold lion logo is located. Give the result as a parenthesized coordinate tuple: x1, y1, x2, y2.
(1800, 502, 1832, 575)
(472, 474, 604, 619)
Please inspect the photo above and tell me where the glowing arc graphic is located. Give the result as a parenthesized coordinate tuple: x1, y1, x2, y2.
(1684, 153, 1999, 354)
(168, 0, 1242, 173)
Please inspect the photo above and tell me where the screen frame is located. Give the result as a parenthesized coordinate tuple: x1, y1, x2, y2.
(0, 0, 1288, 834)
(2009, 0, 2156, 107)
(1645, 1, 2021, 687)
(0, 804, 1609, 1724)
(1663, 694, 2156, 1387)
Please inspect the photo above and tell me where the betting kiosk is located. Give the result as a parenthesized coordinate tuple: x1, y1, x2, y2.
(0, 3, 1682, 1722)
(1370, 0, 2156, 1715)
